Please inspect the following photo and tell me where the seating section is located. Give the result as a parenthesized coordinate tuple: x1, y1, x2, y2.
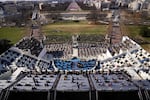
(54, 59, 72, 70)
(0, 36, 149, 74)
(123, 39, 138, 50)
(37, 60, 54, 71)
(98, 53, 138, 71)
(16, 55, 37, 69)
(46, 43, 73, 59)
(54, 59, 96, 71)
(108, 39, 138, 55)
(0, 49, 21, 72)
(130, 48, 150, 66)
(78, 43, 108, 58)
(78, 60, 96, 70)
(78, 34, 105, 42)
(0, 49, 20, 64)
(78, 37, 139, 58)
(16, 37, 43, 57)
(45, 35, 72, 44)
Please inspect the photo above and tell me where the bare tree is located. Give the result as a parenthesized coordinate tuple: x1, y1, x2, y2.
(86, 10, 100, 24)
(47, 13, 62, 21)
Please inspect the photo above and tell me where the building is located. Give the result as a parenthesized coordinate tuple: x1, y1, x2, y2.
(66, 1, 82, 11)
(0, 6, 4, 23)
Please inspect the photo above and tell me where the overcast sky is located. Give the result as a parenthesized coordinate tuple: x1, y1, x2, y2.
(0, 0, 72, 2)
(0, 0, 51, 1)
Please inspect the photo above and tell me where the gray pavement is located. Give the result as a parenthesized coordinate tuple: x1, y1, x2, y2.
(90, 73, 138, 91)
(11, 74, 57, 91)
(56, 74, 90, 92)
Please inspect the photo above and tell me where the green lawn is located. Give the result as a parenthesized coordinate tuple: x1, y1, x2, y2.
(42, 21, 107, 43)
(126, 25, 150, 52)
(0, 27, 26, 44)
(126, 25, 141, 37)
(126, 25, 150, 39)
(42, 21, 107, 35)
(141, 44, 150, 53)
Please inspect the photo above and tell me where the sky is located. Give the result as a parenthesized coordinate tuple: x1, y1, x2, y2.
(0, 0, 50, 1)
(1, 0, 77, 1)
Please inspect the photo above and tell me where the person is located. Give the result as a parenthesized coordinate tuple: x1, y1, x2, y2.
(72, 77, 75, 83)
(77, 82, 80, 89)
(64, 75, 67, 80)
(95, 77, 99, 83)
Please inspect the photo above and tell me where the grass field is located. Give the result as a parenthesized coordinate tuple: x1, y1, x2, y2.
(141, 44, 150, 52)
(126, 25, 150, 40)
(42, 21, 107, 35)
(0, 27, 26, 44)
(126, 25, 150, 52)
(42, 21, 107, 43)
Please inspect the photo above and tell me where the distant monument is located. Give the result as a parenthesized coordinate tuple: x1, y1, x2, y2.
(66, 0, 82, 11)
